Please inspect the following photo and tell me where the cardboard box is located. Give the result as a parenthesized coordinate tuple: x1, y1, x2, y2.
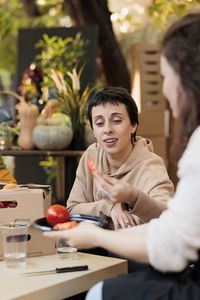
(0, 185, 55, 259)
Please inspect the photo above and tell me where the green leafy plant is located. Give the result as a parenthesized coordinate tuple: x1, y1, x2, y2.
(39, 156, 59, 184)
(149, 0, 200, 31)
(34, 32, 96, 150)
(0, 1, 28, 75)
(0, 0, 65, 88)
(10, 122, 20, 150)
(35, 33, 88, 90)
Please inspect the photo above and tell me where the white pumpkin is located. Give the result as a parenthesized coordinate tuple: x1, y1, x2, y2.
(33, 125, 73, 150)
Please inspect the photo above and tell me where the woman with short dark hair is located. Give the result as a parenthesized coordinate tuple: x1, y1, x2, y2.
(67, 86, 173, 230)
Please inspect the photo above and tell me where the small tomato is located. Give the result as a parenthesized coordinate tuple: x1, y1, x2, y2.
(46, 204, 70, 227)
(0, 201, 5, 208)
(53, 220, 78, 230)
(87, 157, 98, 176)
(6, 202, 17, 208)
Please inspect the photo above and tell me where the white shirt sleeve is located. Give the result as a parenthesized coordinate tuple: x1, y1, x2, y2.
(147, 127, 200, 272)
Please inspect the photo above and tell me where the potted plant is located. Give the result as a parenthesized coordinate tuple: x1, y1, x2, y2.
(34, 32, 97, 150)
(50, 67, 97, 150)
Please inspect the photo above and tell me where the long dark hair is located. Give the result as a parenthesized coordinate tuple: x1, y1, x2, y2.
(161, 13, 200, 160)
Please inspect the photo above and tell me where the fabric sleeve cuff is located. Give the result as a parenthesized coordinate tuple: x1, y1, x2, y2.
(130, 191, 167, 223)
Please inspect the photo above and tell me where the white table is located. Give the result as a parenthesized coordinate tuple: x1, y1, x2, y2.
(0, 252, 127, 300)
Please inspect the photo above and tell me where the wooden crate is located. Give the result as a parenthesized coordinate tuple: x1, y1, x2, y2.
(131, 43, 166, 113)
(131, 43, 170, 168)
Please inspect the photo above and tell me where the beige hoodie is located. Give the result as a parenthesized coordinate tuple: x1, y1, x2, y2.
(67, 137, 174, 224)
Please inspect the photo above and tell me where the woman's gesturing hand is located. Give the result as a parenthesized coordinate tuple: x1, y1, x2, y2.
(110, 202, 136, 229)
(95, 173, 139, 206)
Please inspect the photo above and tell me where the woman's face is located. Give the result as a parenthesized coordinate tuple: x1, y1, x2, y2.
(160, 55, 181, 118)
(92, 102, 137, 159)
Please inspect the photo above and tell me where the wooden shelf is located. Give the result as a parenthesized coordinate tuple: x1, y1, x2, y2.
(0, 149, 84, 157)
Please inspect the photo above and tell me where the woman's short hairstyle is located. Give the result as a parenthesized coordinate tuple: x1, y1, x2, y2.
(87, 86, 138, 130)
(87, 87, 139, 141)
(161, 13, 200, 160)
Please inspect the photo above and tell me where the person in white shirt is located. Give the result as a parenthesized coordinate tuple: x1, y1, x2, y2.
(44, 13, 200, 300)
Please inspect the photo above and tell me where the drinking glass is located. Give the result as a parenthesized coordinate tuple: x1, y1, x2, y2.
(56, 239, 77, 259)
(0, 221, 29, 268)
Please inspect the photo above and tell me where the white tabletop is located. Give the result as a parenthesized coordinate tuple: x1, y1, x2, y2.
(0, 252, 127, 300)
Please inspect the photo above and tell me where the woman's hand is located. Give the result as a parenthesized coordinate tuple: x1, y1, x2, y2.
(95, 173, 139, 206)
(44, 221, 149, 264)
(43, 222, 101, 249)
(110, 202, 136, 229)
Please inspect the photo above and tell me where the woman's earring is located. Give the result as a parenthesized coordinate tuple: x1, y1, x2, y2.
(131, 134, 134, 146)
(95, 141, 98, 147)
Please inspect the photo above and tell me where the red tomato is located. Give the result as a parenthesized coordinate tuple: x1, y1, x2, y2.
(6, 202, 17, 208)
(53, 220, 78, 230)
(46, 204, 70, 227)
(87, 157, 98, 176)
(0, 201, 5, 208)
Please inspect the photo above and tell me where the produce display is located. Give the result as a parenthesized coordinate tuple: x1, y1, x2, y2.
(46, 204, 78, 230)
(34, 205, 107, 232)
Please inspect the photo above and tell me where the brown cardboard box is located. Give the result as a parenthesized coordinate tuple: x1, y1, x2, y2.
(0, 188, 48, 223)
(0, 186, 55, 259)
